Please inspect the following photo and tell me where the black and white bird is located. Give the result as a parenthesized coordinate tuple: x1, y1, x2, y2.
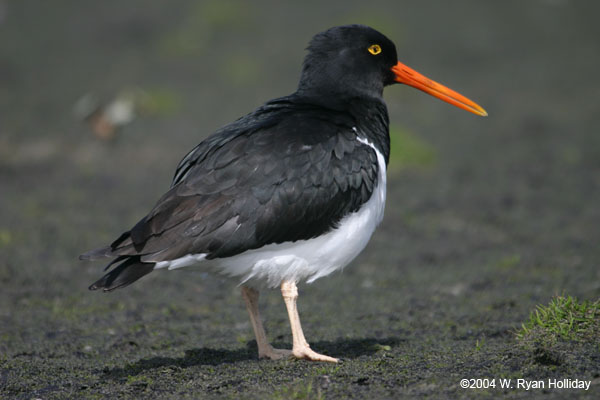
(81, 25, 486, 362)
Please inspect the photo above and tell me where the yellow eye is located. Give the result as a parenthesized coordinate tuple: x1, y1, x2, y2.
(367, 44, 382, 55)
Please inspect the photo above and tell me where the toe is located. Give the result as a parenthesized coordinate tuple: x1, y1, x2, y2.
(293, 347, 338, 363)
(259, 347, 292, 360)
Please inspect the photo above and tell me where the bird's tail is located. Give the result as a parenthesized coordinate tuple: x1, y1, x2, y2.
(79, 231, 133, 261)
(88, 256, 154, 292)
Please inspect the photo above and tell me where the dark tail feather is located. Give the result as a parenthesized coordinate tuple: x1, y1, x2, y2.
(80, 231, 133, 261)
(79, 246, 114, 261)
(89, 256, 154, 292)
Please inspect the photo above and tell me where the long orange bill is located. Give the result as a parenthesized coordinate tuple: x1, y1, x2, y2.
(392, 61, 487, 117)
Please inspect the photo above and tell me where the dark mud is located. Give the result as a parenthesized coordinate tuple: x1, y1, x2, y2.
(1, 1, 599, 398)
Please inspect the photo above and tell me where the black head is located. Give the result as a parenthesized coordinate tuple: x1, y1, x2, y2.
(297, 25, 398, 100)
(297, 25, 488, 116)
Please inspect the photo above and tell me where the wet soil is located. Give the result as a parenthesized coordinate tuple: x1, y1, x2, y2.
(1, 1, 599, 398)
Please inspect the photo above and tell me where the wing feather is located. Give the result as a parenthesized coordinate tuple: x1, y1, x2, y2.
(83, 97, 384, 264)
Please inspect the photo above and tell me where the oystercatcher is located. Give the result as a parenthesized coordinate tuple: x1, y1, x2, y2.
(81, 25, 486, 362)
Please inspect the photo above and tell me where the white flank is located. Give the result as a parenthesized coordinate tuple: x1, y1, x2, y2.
(155, 253, 207, 270)
(155, 131, 387, 288)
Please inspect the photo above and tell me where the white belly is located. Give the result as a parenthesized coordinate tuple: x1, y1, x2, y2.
(155, 136, 387, 288)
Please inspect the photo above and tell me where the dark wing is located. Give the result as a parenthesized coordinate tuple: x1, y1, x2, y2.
(82, 104, 380, 264)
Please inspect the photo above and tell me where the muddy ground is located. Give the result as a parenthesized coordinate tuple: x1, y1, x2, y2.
(1, 1, 599, 399)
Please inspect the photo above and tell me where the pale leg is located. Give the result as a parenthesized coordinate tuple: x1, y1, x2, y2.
(280, 280, 338, 363)
(241, 285, 291, 360)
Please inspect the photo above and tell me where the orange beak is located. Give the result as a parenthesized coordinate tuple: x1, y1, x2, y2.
(392, 61, 487, 117)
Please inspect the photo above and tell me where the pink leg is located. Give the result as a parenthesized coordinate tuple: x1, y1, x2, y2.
(280, 280, 338, 363)
(241, 286, 291, 360)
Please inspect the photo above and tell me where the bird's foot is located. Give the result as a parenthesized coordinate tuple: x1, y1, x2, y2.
(259, 345, 337, 362)
(292, 345, 338, 363)
(258, 346, 292, 360)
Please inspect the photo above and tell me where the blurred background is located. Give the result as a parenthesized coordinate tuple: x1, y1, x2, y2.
(1, 0, 599, 397)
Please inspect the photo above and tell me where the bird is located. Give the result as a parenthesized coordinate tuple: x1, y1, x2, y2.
(81, 24, 487, 363)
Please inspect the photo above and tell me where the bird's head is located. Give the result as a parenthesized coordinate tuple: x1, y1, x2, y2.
(298, 25, 487, 117)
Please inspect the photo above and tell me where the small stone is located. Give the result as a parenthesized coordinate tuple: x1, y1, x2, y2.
(318, 375, 331, 389)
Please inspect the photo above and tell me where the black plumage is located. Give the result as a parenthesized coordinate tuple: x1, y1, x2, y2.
(83, 25, 404, 292)
(83, 96, 387, 286)
(88, 256, 154, 292)
(81, 23, 487, 294)
(82, 24, 486, 362)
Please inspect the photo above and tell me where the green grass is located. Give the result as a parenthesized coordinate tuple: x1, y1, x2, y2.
(475, 337, 485, 352)
(0, 229, 12, 247)
(137, 88, 182, 117)
(388, 126, 436, 172)
(126, 374, 154, 386)
(273, 380, 324, 400)
(518, 295, 600, 342)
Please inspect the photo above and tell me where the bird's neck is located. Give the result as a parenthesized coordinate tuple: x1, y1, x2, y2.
(349, 97, 390, 165)
(290, 90, 391, 165)
(296, 79, 384, 106)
